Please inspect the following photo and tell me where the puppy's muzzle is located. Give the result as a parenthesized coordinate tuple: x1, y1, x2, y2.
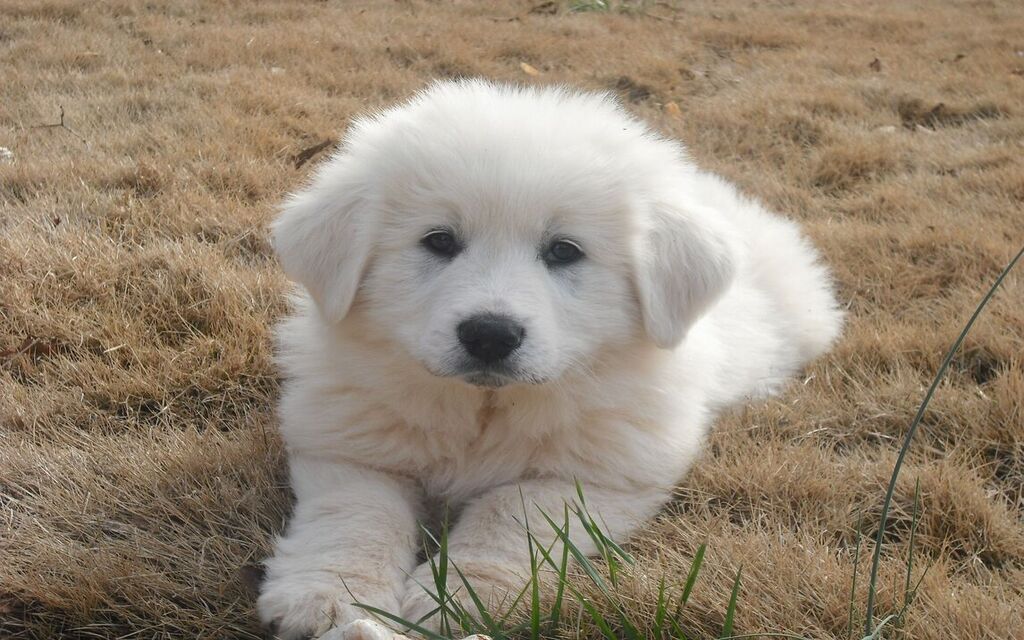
(456, 314, 525, 363)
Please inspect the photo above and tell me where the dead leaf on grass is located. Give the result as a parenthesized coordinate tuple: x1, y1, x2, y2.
(0, 336, 105, 361)
(897, 97, 1007, 129)
(528, 1, 558, 14)
(520, 61, 541, 76)
(612, 75, 653, 103)
(0, 337, 57, 361)
(292, 138, 335, 170)
(238, 564, 265, 596)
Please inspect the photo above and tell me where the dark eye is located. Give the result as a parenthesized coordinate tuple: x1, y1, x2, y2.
(421, 229, 461, 258)
(544, 239, 584, 266)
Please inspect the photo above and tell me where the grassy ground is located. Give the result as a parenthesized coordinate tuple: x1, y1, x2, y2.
(2, 1, 1023, 638)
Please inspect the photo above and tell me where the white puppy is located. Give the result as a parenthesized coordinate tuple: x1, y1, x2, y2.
(257, 80, 842, 639)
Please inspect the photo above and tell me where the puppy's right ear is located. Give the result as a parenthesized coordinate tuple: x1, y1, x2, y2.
(271, 154, 372, 323)
(635, 193, 738, 349)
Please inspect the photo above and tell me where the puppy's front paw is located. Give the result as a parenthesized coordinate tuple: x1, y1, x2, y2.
(258, 572, 400, 640)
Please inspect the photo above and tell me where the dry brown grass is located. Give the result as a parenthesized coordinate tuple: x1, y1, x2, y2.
(2, 1, 1022, 638)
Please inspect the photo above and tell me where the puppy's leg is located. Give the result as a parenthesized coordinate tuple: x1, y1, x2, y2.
(259, 458, 420, 640)
(400, 480, 667, 629)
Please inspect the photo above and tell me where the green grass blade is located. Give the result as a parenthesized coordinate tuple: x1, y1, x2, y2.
(351, 603, 450, 640)
(573, 480, 634, 565)
(572, 480, 607, 555)
(846, 511, 865, 640)
(417, 524, 452, 636)
(529, 556, 618, 640)
(893, 562, 932, 628)
(436, 522, 451, 636)
(425, 528, 450, 634)
(681, 542, 707, 606)
(601, 533, 635, 565)
(526, 519, 562, 573)
(672, 542, 707, 624)
(517, 487, 543, 639)
(499, 587, 531, 626)
(450, 561, 498, 633)
(720, 566, 742, 639)
(538, 508, 610, 596)
(535, 504, 643, 639)
(720, 630, 815, 634)
(404, 570, 467, 632)
(864, 614, 899, 639)
(530, 544, 542, 639)
(615, 608, 642, 640)
(546, 503, 572, 631)
(418, 522, 476, 634)
(412, 606, 444, 630)
(524, 507, 573, 630)
(668, 615, 692, 640)
(577, 594, 618, 640)
(344, 577, 446, 633)
(904, 479, 921, 608)
(571, 504, 608, 555)
(653, 573, 668, 637)
(496, 574, 534, 629)
(863, 244, 1023, 634)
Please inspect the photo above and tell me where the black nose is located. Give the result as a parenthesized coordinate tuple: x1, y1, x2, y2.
(457, 314, 525, 363)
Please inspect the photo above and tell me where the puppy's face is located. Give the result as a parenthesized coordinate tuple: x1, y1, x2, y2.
(273, 81, 737, 388)
(361, 160, 640, 387)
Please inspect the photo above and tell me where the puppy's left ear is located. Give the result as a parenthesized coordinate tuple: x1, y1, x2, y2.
(635, 195, 738, 349)
(271, 154, 373, 323)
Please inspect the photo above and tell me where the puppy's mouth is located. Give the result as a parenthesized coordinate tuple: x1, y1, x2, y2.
(456, 360, 527, 388)
(425, 360, 548, 388)
(460, 370, 516, 388)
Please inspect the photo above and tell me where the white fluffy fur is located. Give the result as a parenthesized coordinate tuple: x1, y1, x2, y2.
(258, 80, 843, 639)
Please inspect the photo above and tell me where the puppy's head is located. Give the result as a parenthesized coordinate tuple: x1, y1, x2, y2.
(273, 80, 736, 388)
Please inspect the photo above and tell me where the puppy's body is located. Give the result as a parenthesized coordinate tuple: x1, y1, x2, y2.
(258, 81, 842, 638)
